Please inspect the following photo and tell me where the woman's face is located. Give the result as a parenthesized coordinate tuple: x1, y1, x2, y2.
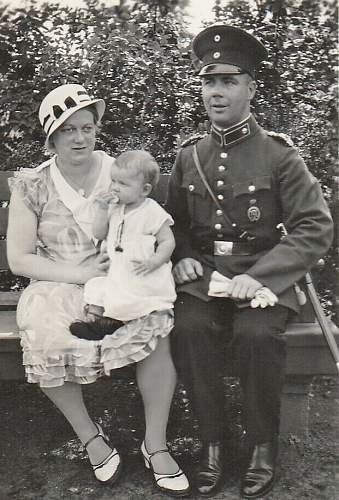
(52, 108, 96, 166)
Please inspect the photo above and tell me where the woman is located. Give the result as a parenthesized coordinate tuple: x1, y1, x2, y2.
(7, 84, 190, 496)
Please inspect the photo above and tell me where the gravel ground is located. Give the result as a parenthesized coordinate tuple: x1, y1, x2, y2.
(0, 376, 338, 500)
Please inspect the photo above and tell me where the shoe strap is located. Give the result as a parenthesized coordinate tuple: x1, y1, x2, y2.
(83, 423, 108, 450)
(93, 448, 119, 470)
(148, 448, 169, 459)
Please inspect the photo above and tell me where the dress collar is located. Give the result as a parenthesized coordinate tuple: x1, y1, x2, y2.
(211, 115, 258, 148)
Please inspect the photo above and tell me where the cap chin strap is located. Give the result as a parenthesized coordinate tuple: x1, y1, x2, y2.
(198, 64, 254, 79)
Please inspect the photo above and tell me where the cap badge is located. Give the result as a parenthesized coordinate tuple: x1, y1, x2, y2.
(247, 206, 261, 222)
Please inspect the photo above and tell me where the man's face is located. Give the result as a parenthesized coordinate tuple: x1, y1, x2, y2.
(201, 73, 256, 129)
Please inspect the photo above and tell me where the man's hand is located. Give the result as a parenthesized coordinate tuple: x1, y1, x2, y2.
(173, 258, 203, 284)
(226, 274, 262, 300)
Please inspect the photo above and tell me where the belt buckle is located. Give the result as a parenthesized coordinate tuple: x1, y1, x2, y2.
(214, 241, 233, 256)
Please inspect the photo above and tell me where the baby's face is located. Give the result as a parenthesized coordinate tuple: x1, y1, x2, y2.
(110, 165, 146, 206)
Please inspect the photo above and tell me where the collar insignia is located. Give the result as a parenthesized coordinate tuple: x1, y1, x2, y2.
(211, 118, 251, 148)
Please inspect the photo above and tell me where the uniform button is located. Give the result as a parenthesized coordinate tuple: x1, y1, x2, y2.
(248, 185, 255, 192)
(232, 223, 237, 227)
(218, 165, 226, 172)
(213, 51, 221, 59)
(215, 223, 222, 230)
(188, 184, 195, 191)
(242, 127, 248, 134)
(220, 152, 228, 158)
(217, 180, 224, 187)
(216, 209, 223, 216)
(217, 194, 224, 201)
(214, 34, 221, 42)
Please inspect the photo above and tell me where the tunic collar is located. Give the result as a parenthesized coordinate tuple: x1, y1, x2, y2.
(211, 115, 259, 148)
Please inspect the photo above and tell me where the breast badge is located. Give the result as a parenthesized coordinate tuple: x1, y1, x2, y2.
(247, 205, 261, 222)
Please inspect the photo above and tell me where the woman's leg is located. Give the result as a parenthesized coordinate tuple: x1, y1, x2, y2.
(42, 382, 112, 465)
(136, 336, 178, 473)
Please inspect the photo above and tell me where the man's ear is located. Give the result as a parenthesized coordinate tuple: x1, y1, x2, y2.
(248, 79, 257, 101)
(143, 183, 153, 196)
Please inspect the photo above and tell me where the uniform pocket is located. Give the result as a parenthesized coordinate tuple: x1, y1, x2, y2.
(181, 171, 210, 225)
(233, 175, 271, 198)
(182, 171, 207, 197)
(231, 175, 276, 230)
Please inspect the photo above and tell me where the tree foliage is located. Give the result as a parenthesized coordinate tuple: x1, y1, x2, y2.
(0, 0, 195, 170)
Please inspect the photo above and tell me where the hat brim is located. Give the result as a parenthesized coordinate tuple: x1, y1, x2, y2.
(46, 99, 105, 139)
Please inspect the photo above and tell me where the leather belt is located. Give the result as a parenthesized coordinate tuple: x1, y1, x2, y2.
(213, 240, 252, 256)
(193, 239, 274, 256)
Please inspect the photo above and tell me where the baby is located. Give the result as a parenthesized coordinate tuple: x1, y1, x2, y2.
(70, 150, 176, 340)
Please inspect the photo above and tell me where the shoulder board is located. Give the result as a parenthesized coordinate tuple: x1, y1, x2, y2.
(180, 133, 207, 148)
(267, 131, 294, 147)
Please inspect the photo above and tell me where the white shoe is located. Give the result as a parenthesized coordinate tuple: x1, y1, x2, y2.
(84, 423, 122, 483)
(141, 441, 191, 497)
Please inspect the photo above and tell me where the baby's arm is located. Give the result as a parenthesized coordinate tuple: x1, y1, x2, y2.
(92, 200, 110, 241)
(132, 221, 175, 275)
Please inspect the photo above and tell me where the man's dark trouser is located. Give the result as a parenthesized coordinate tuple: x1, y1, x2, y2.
(171, 293, 289, 445)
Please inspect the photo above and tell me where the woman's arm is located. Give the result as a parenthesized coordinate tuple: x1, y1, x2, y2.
(7, 190, 109, 284)
(131, 221, 175, 275)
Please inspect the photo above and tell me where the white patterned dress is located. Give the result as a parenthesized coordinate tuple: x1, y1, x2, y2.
(9, 151, 173, 387)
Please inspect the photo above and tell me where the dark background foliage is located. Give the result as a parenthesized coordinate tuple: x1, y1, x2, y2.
(0, 0, 338, 319)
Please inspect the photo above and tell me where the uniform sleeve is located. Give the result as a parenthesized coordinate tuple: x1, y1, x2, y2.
(165, 149, 195, 263)
(247, 148, 334, 294)
(8, 168, 47, 218)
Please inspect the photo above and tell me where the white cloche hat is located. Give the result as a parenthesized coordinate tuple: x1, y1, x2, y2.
(38, 83, 105, 139)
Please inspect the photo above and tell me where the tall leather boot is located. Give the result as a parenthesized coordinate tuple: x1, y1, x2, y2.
(240, 438, 277, 498)
(196, 441, 224, 497)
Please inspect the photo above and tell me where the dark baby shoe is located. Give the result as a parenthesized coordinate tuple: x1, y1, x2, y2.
(70, 316, 124, 341)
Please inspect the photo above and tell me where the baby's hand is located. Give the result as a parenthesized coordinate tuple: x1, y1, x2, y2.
(94, 192, 119, 209)
(131, 258, 159, 275)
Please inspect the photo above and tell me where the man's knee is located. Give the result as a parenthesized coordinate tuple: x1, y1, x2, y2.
(234, 307, 288, 349)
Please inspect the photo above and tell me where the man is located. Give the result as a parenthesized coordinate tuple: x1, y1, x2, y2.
(166, 25, 333, 498)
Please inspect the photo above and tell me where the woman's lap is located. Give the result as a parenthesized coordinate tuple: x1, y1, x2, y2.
(17, 281, 173, 387)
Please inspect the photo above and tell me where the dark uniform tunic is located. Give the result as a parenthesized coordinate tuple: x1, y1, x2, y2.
(166, 115, 333, 444)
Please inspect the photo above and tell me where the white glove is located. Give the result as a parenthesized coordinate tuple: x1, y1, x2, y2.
(208, 271, 232, 297)
(250, 287, 278, 308)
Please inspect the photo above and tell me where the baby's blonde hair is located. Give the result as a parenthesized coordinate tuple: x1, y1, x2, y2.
(115, 150, 160, 189)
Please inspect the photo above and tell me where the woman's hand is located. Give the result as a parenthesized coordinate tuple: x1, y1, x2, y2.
(82, 243, 110, 282)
